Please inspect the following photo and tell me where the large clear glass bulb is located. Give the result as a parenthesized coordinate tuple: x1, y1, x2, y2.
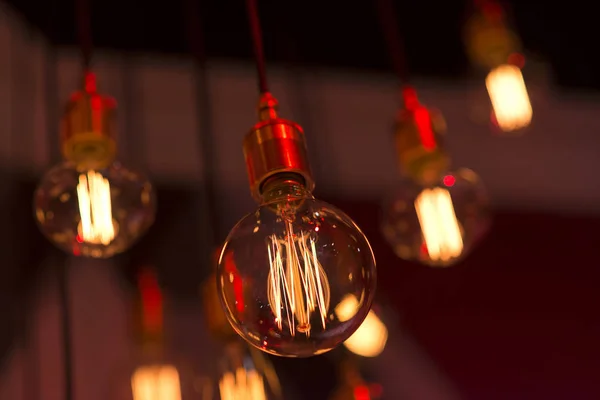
(217, 177, 376, 358)
(381, 168, 490, 267)
(34, 160, 155, 258)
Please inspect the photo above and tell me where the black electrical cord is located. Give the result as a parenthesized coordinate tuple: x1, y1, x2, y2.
(376, 0, 411, 85)
(76, 0, 93, 70)
(56, 256, 74, 400)
(245, 0, 270, 93)
(184, 0, 220, 247)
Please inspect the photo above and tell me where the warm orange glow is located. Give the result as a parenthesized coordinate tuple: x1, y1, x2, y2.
(266, 224, 330, 337)
(76, 171, 116, 245)
(486, 64, 532, 132)
(415, 187, 464, 263)
(131, 365, 182, 400)
(336, 295, 388, 358)
(219, 367, 267, 400)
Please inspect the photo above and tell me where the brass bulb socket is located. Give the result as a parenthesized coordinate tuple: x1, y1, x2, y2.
(395, 106, 451, 185)
(60, 74, 117, 170)
(243, 93, 314, 201)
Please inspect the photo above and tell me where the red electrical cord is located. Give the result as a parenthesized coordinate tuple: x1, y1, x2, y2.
(245, 0, 269, 93)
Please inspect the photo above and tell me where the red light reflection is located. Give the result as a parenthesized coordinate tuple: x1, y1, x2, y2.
(443, 175, 456, 187)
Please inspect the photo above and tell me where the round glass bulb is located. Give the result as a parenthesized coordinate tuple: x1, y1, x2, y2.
(381, 168, 491, 267)
(217, 178, 377, 358)
(34, 160, 156, 258)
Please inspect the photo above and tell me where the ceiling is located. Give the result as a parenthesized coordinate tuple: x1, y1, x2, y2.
(5, 0, 600, 90)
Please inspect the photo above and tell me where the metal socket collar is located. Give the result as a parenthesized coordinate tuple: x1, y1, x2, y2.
(243, 93, 315, 201)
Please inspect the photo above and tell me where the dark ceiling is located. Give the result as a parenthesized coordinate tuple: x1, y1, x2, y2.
(5, 0, 600, 90)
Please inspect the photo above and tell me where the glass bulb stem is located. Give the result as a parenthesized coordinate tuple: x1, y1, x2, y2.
(260, 175, 313, 205)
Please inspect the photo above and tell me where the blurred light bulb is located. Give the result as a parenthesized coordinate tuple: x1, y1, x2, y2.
(131, 365, 182, 400)
(337, 296, 388, 358)
(35, 161, 156, 258)
(213, 340, 282, 400)
(415, 187, 463, 262)
(219, 368, 266, 400)
(381, 169, 490, 267)
(486, 64, 532, 132)
(218, 93, 376, 358)
(34, 72, 155, 258)
(76, 170, 117, 245)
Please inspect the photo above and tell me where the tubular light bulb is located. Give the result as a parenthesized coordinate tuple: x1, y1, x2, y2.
(414, 187, 463, 263)
(486, 64, 532, 132)
(336, 295, 388, 358)
(217, 93, 376, 357)
(381, 168, 490, 267)
(34, 72, 156, 258)
(76, 171, 116, 245)
(131, 365, 182, 400)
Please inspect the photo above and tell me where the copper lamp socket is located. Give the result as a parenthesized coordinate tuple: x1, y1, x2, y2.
(60, 71, 118, 171)
(243, 93, 314, 201)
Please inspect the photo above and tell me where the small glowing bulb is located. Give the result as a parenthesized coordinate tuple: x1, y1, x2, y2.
(131, 365, 182, 400)
(76, 171, 117, 245)
(218, 178, 377, 357)
(34, 161, 156, 258)
(485, 64, 532, 132)
(415, 187, 463, 263)
(381, 168, 490, 267)
(337, 296, 388, 358)
(219, 368, 267, 400)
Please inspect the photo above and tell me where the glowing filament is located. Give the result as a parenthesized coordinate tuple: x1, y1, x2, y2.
(266, 222, 330, 337)
(336, 295, 388, 358)
(485, 64, 533, 132)
(76, 171, 115, 245)
(415, 187, 463, 263)
(131, 365, 182, 400)
(219, 368, 267, 400)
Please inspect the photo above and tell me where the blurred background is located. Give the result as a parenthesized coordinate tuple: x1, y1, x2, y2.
(0, 0, 599, 399)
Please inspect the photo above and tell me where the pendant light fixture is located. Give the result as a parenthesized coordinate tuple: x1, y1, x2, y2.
(464, 0, 533, 134)
(216, 0, 377, 358)
(111, 268, 199, 400)
(33, 0, 156, 258)
(376, 0, 491, 267)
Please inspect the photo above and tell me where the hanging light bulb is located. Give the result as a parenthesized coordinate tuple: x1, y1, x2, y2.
(131, 364, 182, 400)
(336, 295, 388, 358)
(34, 71, 156, 258)
(486, 61, 532, 133)
(217, 93, 377, 357)
(463, 0, 533, 134)
(380, 88, 491, 267)
(213, 340, 282, 400)
(112, 268, 203, 400)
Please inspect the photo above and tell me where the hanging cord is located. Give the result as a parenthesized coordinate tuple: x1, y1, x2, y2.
(245, 0, 269, 93)
(376, 0, 411, 85)
(184, 0, 220, 247)
(56, 256, 74, 400)
(75, 0, 93, 70)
